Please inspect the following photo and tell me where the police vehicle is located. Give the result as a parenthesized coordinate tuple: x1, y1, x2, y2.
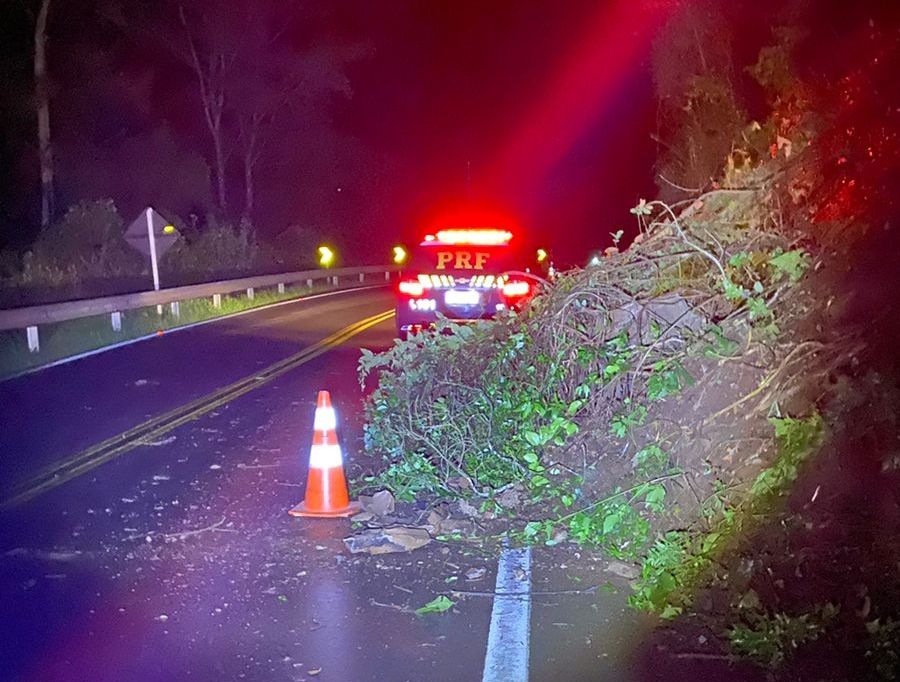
(394, 227, 536, 339)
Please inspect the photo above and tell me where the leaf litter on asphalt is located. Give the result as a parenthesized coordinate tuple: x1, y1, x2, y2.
(415, 595, 455, 615)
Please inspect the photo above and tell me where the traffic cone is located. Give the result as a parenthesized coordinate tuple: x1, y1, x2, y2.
(289, 391, 361, 518)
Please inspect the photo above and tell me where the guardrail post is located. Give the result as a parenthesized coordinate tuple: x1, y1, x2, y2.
(246, 287, 255, 301)
(332, 275, 338, 286)
(278, 283, 285, 294)
(385, 271, 391, 281)
(358, 272, 365, 283)
(306, 278, 313, 288)
(170, 301, 180, 318)
(26, 326, 39, 353)
(212, 293, 222, 308)
(111, 311, 122, 332)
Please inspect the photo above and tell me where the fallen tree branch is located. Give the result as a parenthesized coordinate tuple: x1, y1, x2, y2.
(703, 341, 825, 425)
(161, 516, 236, 540)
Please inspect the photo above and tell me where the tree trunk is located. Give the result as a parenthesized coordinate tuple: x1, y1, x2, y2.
(179, 5, 228, 216)
(35, 0, 54, 229)
(212, 125, 227, 213)
(242, 151, 254, 224)
(240, 122, 258, 225)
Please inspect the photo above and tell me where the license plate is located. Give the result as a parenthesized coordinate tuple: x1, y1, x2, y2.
(445, 289, 480, 306)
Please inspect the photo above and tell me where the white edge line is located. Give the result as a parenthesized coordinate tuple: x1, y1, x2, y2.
(482, 546, 532, 682)
(3, 285, 386, 383)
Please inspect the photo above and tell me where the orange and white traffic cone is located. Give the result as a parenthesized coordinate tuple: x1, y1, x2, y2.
(289, 390, 361, 518)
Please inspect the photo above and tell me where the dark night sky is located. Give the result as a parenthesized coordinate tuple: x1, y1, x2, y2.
(330, 0, 660, 260)
(0, 1, 668, 264)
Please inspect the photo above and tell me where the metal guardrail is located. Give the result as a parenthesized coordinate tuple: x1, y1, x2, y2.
(1, 265, 399, 352)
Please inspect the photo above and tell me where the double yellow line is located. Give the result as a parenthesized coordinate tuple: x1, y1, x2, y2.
(2, 309, 394, 509)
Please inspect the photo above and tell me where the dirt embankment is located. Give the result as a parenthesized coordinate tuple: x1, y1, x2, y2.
(632, 208, 900, 681)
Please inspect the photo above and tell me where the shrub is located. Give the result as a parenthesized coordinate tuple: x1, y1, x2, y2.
(9, 200, 143, 289)
(161, 218, 260, 277)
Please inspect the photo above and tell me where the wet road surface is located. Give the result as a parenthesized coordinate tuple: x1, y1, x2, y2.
(1, 287, 649, 681)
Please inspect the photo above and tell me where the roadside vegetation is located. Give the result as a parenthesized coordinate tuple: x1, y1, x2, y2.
(358, 5, 900, 678)
(0, 199, 319, 308)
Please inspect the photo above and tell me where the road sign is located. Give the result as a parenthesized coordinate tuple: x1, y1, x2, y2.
(124, 208, 180, 291)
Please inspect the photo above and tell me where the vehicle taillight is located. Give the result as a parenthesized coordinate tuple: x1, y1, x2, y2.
(398, 279, 425, 297)
(501, 279, 530, 299)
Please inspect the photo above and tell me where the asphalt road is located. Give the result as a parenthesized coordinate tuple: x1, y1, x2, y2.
(0, 286, 650, 682)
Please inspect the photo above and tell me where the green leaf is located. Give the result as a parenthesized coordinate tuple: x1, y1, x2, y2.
(523, 431, 543, 447)
(703, 325, 740, 357)
(747, 296, 771, 320)
(701, 532, 722, 555)
(643, 484, 667, 511)
(769, 249, 809, 282)
(723, 278, 748, 302)
(660, 604, 682, 619)
(415, 595, 455, 615)
(610, 420, 628, 438)
(602, 510, 621, 535)
(523, 521, 542, 538)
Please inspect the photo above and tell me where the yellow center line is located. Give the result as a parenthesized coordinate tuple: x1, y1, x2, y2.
(2, 309, 394, 509)
(13, 309, 391, 487)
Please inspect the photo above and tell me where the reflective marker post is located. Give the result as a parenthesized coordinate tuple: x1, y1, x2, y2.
(126, 208, 179, 315)
(146, 207, 160, 293)
(145, 208, 162, 314)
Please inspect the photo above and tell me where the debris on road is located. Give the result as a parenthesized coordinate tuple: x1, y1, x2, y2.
(5, 548, 87, 562)
(415, 595, 455, 615)
(160, 516, 235, 542)
(605, 560, 640, 580)
(455, 499, 480, 518)
(464, 567, 486, 581)
(359, 490, 395, 516)
(421, 508, 476, 537)
(495, 485, 524, 510)
(343, 527, 432, 554)
(137, 436, 176, 447)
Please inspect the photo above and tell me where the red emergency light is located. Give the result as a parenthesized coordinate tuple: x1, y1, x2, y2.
(424, 229, 514, 246)
(397, 279, 425, 297)
(501, 280, 530, 298)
